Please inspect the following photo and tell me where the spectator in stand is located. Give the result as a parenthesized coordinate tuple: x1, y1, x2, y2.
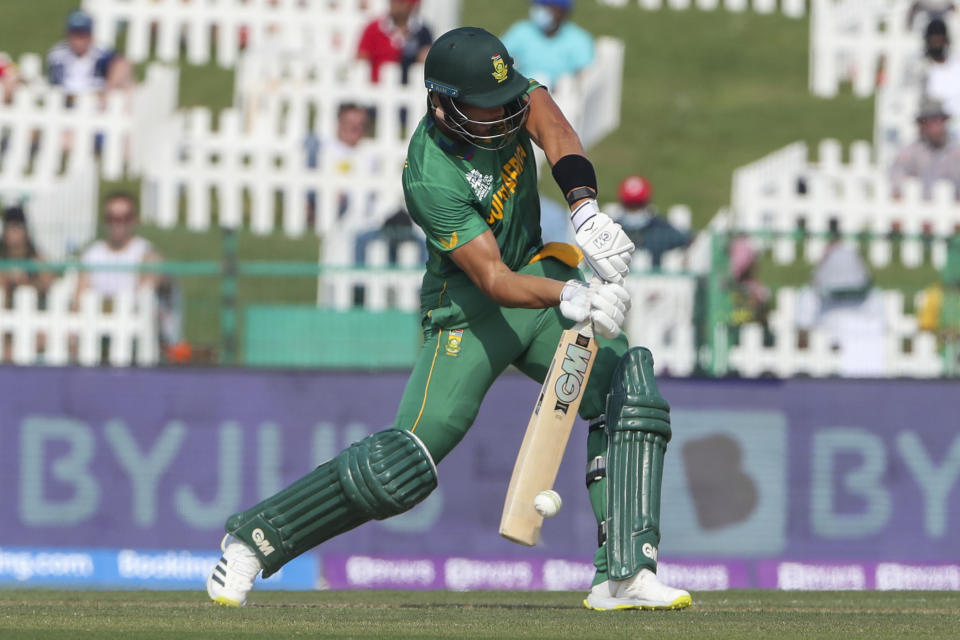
(795, 229, 886, 376)
(306, 103, 372, 174)
(0, 52, 19, 103)
(922, 19, 960, 121)
(72, 193, 185, 361)
(76, 193, 183, 354)
(917, 232, 960, 372)
(726, 234, 770, 330)
(605, 175, 690, 270)
(356, 0, 432, 84)
(304, 103, 379, 220)
(0, 206, 53, 301)
(0, 206, 54, 363)
(76, 193, 162, 300)
(353, 207, 427, 266)
(501, 0, 594, 87)
(46, 9, 133, 98)
(908, 1, 956, 29)
(889, 97, 960, 199)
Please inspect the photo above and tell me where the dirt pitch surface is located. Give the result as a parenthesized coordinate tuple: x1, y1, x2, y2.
(1, 589, 958, 639)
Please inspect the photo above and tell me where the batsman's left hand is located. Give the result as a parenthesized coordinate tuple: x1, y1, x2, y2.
(559, 279, 631, 339)
(572, 200, 635, 283)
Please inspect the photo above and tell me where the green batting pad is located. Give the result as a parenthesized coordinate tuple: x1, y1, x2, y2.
(604, 347, 671, 580)
(225, 429, 437, 577)
(606, 431, 667, 579)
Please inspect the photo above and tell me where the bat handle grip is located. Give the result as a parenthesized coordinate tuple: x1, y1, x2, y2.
(574, 318, 594, 338)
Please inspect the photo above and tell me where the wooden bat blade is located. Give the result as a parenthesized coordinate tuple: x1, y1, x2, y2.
(499, 324, 598, 546)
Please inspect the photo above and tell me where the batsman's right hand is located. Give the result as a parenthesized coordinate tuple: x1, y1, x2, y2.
(559, 279, 631, 339)
(572, 201, 635, 283)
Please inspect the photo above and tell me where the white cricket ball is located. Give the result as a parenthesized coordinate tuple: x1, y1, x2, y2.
(534, 490, 562, 518)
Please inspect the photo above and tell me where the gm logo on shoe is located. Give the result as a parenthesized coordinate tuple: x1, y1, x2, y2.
(251, 529, 275, 556)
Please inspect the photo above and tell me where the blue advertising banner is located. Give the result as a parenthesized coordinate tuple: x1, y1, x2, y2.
(1, 367, 957, 589)
(0, 546, 316, 589)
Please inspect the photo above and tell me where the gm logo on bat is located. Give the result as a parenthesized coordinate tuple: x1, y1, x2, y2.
(555, 343, 592, 404)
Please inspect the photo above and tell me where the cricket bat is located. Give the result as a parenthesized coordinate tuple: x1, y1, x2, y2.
(499, 318, 598, 546)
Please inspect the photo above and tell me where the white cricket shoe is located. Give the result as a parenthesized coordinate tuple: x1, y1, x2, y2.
(206, 534, 263, 607)
(584, 568, 692, 611)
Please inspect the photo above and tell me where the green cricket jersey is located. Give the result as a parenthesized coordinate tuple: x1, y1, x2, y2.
(402, 85, 546, 323)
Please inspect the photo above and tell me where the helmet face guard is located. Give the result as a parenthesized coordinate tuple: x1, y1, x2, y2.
(433, 93, 531, 151)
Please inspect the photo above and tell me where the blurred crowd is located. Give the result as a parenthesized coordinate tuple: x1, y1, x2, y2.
(0, 0, 612, 365)
(714, 5, 960, 376)
(889, 7, 960, 198)
(1, 1, 958, 375)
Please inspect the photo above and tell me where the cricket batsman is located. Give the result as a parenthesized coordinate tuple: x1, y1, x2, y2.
(206, 26, 692, 611)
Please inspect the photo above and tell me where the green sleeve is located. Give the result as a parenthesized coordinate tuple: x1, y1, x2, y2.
(404, 181, 489, 254)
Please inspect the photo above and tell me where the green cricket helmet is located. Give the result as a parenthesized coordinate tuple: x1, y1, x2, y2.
(424, 27, 531, 150)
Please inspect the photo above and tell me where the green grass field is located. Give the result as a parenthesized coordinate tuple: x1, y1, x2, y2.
(1, 590, 957, 639)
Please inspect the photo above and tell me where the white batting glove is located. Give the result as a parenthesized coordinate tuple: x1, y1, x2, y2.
(559, 279, 631, 339)
(571, 200, 635, 283)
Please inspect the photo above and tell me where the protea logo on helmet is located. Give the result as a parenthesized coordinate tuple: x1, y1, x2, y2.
(491, 54, 508, 83)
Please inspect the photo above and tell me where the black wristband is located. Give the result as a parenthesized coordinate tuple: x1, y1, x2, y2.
(551, 154, 598, 206)
(564, 186, 597, 205)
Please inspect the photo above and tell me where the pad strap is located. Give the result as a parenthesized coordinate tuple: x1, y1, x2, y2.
(586, 455, 606, 487)
(588, 416, 606, 433)
(225, 429, 437, 577)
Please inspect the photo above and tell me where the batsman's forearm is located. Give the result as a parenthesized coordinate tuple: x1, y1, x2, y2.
(482, 271, 565, 309)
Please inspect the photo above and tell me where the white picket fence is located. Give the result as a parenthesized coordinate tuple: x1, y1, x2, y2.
(729, 139, 960, 267)
(595, 0, 806, 17)
(1, 87, 128, 180)
(0, 275, 158, 366)
(0, 168, 99, 262)
(234, 57, 424, 147)
(550, 37, 625, 151)
(321, 237, 699, 374)
(0, 62, 177, 259)
(320, 236, 424, 312)
(235, 33, 624, 151)
(141, 105, 406, 235)
(808, 0, 960, 98)
(151, 31, 625, 236)
(726, 286, 941, 377)
(82, 0, 461, 69)
(622, 273, 699, 375)
(0, 62, 178, 181)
